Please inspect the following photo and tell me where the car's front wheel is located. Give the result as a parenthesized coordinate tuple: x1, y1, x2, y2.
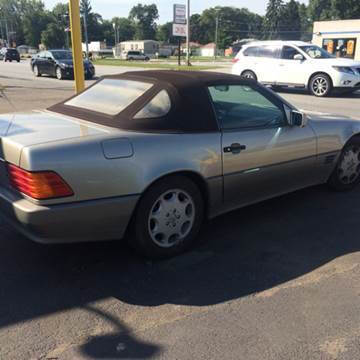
(56, 66, 63, 80)
(328, 138, 360, 191)
(33, 65, 41, 77)
(309, 74, 332, 97)
(130, 176, 204, 259)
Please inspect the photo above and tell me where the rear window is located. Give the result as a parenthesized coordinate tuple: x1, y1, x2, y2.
(134, 90, 171, 119)
(7, 49, 18, 54)
(65, 79, 153, 115)
(243, 47, 259, 57)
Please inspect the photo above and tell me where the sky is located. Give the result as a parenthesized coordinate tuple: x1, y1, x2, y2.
(43, 0, 309, 24)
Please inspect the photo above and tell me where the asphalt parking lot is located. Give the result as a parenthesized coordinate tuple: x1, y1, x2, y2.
(1, 60, 360, 360)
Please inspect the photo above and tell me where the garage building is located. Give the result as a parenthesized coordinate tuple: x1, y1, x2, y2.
(312, 19, 360, 61)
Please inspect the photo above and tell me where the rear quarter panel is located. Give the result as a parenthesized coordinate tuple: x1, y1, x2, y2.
(20, 132, 223, 211)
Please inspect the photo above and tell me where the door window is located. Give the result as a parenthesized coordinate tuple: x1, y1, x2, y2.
(258, 46, 281, 58)
(208, 85, 285, 130)
(281, 46, 302, 60)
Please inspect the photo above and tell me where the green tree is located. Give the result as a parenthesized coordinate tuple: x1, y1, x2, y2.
(22, 0, 52, 47)
(41, 22, 65, 48)
(156, 22, 178, 44)
(308, 0, 332, 21)
(129, 3, 159, 40)
(329, 0, 360, 19)
(281, 0, 301, 40)
(298, 3, 312, 41)
(263, 0, 284, 39)
(112, 17, 135, 43)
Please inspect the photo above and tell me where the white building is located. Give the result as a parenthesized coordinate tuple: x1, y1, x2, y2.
(114, 40, 159, 58)
(312, 19, 360, 61)
(200, 43, 224, 57)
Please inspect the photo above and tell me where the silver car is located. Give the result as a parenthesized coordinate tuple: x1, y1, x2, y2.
(1, 71, 360, 258)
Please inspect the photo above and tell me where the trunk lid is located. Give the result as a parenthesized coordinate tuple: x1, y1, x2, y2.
(0, 110, 111, 165)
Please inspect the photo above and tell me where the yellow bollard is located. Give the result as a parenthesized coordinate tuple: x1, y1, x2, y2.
(68, 0, 85, 93)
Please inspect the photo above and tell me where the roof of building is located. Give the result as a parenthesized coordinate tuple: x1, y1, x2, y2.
(201, 43, 216, 49)
(120, 40, 159, 44)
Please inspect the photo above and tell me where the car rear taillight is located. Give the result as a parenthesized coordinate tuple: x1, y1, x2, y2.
(7, 164, 73, 200)
(232, 58, 239, 63)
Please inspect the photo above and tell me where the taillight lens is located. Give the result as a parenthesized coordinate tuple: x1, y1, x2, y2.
(232, 58, 239, 63)
(7, 164, 73, 200)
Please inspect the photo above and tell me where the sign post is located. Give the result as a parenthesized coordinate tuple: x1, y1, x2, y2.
(173, 4, 187, 66)
(68, 0, 85, 93)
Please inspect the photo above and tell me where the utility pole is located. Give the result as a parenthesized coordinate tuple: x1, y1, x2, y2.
(83, 11, 89, 60)
(214, 16, 219, 60)
(0, 20, 4, 43)
(186, 0, 190, 66)
(5, 19, 9, 46)
(69, 0, 85, 93)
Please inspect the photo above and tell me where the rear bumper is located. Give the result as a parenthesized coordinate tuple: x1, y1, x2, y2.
(0, 186, 139, 244)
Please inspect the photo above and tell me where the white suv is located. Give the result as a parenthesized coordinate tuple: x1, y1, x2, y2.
(232, 41, 360, 97)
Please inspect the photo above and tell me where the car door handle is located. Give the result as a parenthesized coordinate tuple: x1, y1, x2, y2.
(279, 64, 285, 67)
(223, 143, 246, 154)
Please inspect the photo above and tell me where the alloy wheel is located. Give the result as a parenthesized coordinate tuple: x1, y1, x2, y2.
(312, 77, 329, 96)
(56, 67, 62, 80)
(337, 146, 360, 185)
(148, 189, 195, 248)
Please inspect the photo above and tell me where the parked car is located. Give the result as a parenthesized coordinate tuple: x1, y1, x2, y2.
(232, 40, 360, 97)
(1, 48, 20, 62)
(30, 49, 95, 80)
(1, 71, 360, 259)
(126, 51, 150, 61)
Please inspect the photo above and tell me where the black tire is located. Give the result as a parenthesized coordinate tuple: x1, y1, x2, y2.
(56, 66, 63, 80)
(129, 175, 204, 259)
(309, 73, 332, 97)
(241, 70, 257, 81)
(33, 65, 41, 77)
(17, 60, 20, 63)
(328, 138, 360, 191)
(145, 57, 150, 61)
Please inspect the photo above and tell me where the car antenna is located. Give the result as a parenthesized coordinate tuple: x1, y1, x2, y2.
(0, 83, 17, 113)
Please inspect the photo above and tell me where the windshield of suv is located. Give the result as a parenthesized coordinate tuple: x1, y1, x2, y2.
(299, 45, 334, 59)
(51, 51, 73, 60)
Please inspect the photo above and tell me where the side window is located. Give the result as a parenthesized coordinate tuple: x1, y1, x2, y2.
(258, 46, 280, 58)
(243, 46, 259, 57)
(134, 90, 171, 119)
(208, 85, 285, 130)
(281, 46, 301, 60)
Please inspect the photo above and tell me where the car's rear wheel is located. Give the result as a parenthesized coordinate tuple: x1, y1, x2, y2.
(241, 70, 257, 81)
(129, 176, 204, 259)
(328, 138, 360, 191)
(309, 73, 332, 97)
(33, 65, 41, 77)
(56, 66, 63, 80)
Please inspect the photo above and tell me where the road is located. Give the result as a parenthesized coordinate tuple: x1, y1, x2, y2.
(1, 60, 359, 117)
(1, 60, 360, 360)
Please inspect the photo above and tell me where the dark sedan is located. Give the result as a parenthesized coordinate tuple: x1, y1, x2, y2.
(30, 49, 95, 80)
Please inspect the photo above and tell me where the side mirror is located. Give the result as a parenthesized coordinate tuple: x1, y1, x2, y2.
(294, 54, 304, 61)
(289, 110, 307, 127)
(47, 57, 54, 61)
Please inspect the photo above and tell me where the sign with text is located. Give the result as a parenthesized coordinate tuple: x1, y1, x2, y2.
(173, 23, 187, 37)
(173, 4, 186, 24)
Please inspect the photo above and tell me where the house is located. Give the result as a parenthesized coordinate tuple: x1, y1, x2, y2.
(114, 40, 159, 58)
(312, 19, 360, 61)
(180, 42, 201, 56)
(200, 43, 224, 57)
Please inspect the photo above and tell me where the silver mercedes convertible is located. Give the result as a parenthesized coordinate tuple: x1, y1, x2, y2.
(1, 71, 360, 258)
